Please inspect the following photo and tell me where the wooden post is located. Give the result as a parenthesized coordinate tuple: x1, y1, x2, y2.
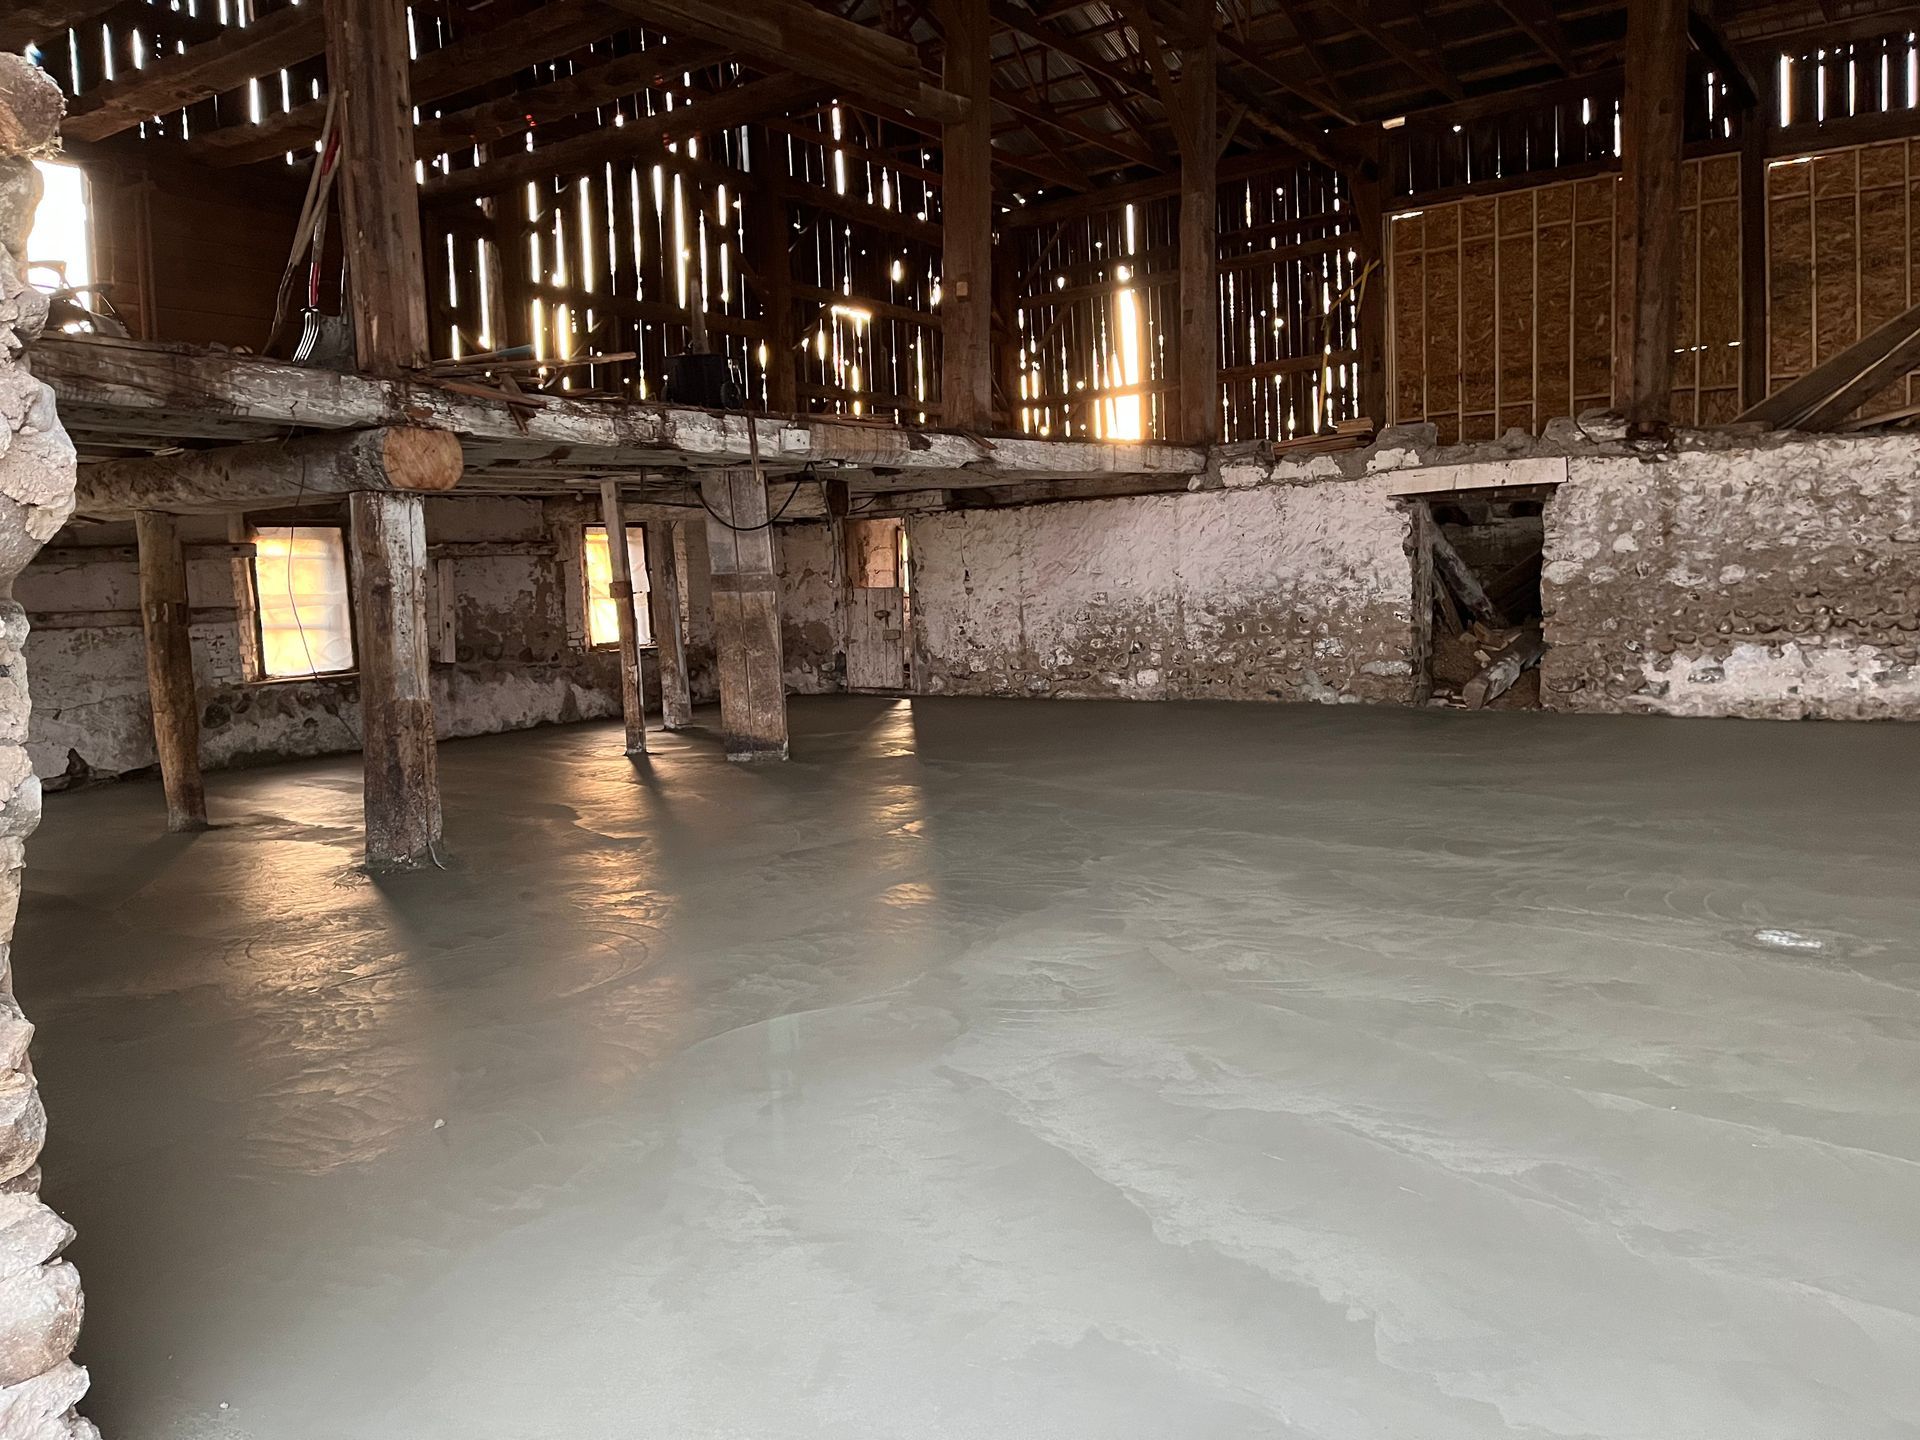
(940, 0, 993, 430)
(597, 481, 649, 755)
(1350, 135, 1390, 429)
(750, 194, 798, 413)
(1615, 0, 1688, 435)
(349, 491, 442, 869)
(699, 471, 788, 761)
(323, 0, 431, 373)
(227, 512, 262, 682)
(1176, 0, 1219, 444)
(134, 511, 207, 832)
(1739, 69, 1774, 411)
(646, 519, 694, 729)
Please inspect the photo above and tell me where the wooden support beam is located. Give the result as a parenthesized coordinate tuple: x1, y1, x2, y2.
(78, 427, 463, 516)
(646, 519, 693, 728)
(349, 491, 442, 870)
(410, 39, 727, 158)
(186, 0, 625, 166)
(133, 511, 207, 832)
(941, 0, 994, 430)
(228, 513, 263, 682)
(597, 481, 649, 755)
(0, 0, 119, 53)
(324, 0, 431, 373)
(61, 4, 326, 142)
(423, 73, 827, 204)
(1614, 0, 1689, 435)
(602, 0, 966, 123)
(1739, 71, 1773, 410)
(1350, 159, 1388, 427)
(699, 471, 788, 761)
(1431, 525, 1506, 627)
(746, 130, 800, 413)
(1490, 0, 1583, 75)
(1123, 0, 1218, 443)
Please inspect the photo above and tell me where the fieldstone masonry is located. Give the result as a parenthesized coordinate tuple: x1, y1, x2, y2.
(0, 55, 94, 1440)
(1543, 439, 1920, 719)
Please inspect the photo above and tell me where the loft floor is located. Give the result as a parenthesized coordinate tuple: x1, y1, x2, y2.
(18, 697, 1920, 1439)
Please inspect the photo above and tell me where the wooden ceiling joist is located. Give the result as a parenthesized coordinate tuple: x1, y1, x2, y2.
(601, 0, 970, 122)
(62, 3, 326, 143)
(422, 70, 829, 201)
(0, 0, 119, 54)
(185, 0, 627, 166)
(411, 38, 728, 157)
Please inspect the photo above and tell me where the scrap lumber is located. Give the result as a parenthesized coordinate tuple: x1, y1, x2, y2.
(1463, 625, 1545, 708)
(1430, 526, 1507, 628)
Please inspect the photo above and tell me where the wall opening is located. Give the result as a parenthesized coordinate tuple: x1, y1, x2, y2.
(1418, 492, 1548, 710)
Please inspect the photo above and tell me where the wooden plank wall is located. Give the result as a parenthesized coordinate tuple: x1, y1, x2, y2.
(1217, 161, 1362, 442)
(1388, 156, 1741, 440)
(1008, 160, 1359, 443)
(1766, 138, 1920, 418)
(777, 104, 944, 423)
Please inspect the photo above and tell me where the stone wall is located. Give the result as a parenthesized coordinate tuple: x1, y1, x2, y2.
(0, 54, 95, 1440)
(18, 501, 838, 785)
(1542, 436, 1920, 719)
(908, 477, 1417, 704)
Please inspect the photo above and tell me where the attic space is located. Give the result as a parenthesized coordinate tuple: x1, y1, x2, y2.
(0, 1, 1917, 1437)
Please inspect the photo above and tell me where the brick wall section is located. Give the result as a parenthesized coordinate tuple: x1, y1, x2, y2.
(1541, 437, 1920, 719)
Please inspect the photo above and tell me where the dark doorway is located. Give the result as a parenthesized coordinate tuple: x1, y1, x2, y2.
(1417, 492, 1548, 710)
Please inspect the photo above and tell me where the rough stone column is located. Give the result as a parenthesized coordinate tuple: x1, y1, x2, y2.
(0, 57, 96, 1440)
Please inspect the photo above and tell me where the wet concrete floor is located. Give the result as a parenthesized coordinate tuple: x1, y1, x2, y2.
(16, 696, 1920, 1438)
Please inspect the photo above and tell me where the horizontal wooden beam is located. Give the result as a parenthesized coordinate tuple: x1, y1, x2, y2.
(40, 335, 1207, 486)
(603, 0, 967, 124)
(423, 72, 828, 203)
(63, 4, 326, 143)
(412, 38, 728, 157)
(185, 0, 625, 166)
(78, 426, 464, 515)
(0, 0, 119, 52)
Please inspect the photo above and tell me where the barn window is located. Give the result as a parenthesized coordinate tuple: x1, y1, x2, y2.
(583, 526, 652, 647)
(251, 527, 356, 678)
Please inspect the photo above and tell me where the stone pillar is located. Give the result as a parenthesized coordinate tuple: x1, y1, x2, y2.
(0, 56, 97, 1440)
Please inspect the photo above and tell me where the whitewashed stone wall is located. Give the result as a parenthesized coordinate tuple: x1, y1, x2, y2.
(1543, 436, 1920, 719)
(908, 477, 1419, 704)
(18, 501, 835, 784)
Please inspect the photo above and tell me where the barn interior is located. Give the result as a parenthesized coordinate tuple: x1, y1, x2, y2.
(0, 0, 1917, 1434)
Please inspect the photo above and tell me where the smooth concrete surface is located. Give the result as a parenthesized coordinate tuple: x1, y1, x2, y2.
(16, 697, 1920, 1439)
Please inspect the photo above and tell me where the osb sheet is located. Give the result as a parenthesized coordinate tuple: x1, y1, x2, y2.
(1766, 139, 1918, 419)
(1388, 156, 1740, 433)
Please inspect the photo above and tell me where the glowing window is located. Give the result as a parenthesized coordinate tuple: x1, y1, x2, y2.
(584, 526, 652, 648)
(251, 527, 356, 678)
(25, 160, 90, 296)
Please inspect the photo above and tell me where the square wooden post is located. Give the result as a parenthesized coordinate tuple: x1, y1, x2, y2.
(350, 491, 442, 869)
(699, 471, 788, 761)
(134, 511, 207, 831)
(939, 0, 994, 429)
(323, 0, 430, 373)
(1615, 0, 1689, 435)
(597, 481, 648, 755)
(646, 519, 694, 729)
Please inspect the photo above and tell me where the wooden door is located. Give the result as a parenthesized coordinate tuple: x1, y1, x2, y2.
(846, 585, 905, 690)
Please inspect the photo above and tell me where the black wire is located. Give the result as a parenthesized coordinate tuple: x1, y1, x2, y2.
(693, 451, 815, 531)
